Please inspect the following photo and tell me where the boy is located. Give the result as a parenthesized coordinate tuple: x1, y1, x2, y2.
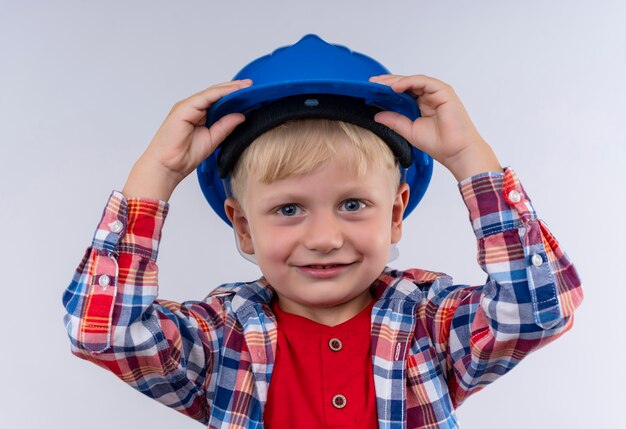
(63, 35, 582, 428)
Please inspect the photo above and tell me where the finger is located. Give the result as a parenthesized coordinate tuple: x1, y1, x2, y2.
(203, 112, 247, 155)
(389, 75, 449, 99)
(370, 74, 424, 100)
(186, 79, 253, 112)
(370, 74, 428, 100)
(372, 74, 447, 100)
(369, 73, 396, 81)
(373, 111, 417, 143)
(171, 80, 252, 125)
(369, 74, 404, 86)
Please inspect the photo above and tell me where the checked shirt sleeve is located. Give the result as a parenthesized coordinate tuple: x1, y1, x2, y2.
(434, 168, 583, 407)
(62, 191, 221, 424)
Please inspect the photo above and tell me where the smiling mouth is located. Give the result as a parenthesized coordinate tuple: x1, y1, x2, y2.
(294, 263, 355, 279)
(307, 264, 341, 269)
(301, 262, 354, 269)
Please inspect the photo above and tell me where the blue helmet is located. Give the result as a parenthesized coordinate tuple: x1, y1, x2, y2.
(197, 34, 432, 225)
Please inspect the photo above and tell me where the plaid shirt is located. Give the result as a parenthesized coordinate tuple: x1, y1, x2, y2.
(63, 168, 582, 429)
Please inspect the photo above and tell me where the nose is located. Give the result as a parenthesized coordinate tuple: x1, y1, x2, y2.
(303, 211, 344, 254)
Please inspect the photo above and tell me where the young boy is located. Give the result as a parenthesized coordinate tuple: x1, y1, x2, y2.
(63, 35, 582, 428)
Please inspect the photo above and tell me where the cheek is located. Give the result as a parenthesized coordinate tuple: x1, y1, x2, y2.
(368, 235, 392, 259)
(351, 220, 392, 254)
(252, 226, 292, 260)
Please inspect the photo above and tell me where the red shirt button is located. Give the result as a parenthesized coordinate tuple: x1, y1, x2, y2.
(328, 338, 343, 351)
(332, 394, 347, 409)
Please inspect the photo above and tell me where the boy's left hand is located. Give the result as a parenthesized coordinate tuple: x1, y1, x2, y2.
(369, 74, 502, 181)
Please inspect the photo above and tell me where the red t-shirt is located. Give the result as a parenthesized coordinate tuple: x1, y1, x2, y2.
(264, 299, 378, 428)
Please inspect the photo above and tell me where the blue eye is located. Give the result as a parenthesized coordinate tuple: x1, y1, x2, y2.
(341, 199, 365, 212)
(278, 204, 300, 217)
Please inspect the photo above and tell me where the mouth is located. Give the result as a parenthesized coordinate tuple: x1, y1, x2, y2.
(294, 262, 355, 279)
(305, 264, 344, 269)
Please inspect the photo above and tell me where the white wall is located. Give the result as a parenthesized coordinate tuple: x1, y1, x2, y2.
(1, 0, 624, 427)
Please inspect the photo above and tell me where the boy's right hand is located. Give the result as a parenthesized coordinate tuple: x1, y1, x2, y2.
(122, 79, 253, 201)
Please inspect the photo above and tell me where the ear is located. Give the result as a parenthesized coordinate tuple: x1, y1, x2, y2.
(391, 182, 410, 244)
(224, 198, 255, 255)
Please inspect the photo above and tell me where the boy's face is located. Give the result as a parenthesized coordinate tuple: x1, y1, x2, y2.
(226, 144, 409, 321)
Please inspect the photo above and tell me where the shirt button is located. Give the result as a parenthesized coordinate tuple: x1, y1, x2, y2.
(508, 190, 522, 203)
(531, 254, 543, 267)
(328, 338, 343, 352)
(109, 220, 123, 233)
(332, 394, 347, 409)
(98, 274, 111, 287)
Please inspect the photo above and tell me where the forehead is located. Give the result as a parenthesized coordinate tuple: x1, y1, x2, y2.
(243, 151, 398, 205)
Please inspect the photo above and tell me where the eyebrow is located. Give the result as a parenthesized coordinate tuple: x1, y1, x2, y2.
(255, 185, 383, 207)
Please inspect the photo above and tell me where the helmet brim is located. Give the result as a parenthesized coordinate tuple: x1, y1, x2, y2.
(207, 80, 420, 126)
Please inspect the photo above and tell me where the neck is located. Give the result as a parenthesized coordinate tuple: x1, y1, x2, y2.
(275, 289, 373, 326)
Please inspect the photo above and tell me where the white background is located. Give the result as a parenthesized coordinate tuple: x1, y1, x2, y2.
(1, 0, 624, 427)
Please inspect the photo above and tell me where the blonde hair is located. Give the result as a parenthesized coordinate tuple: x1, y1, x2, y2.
(230, 119, 401, 201)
